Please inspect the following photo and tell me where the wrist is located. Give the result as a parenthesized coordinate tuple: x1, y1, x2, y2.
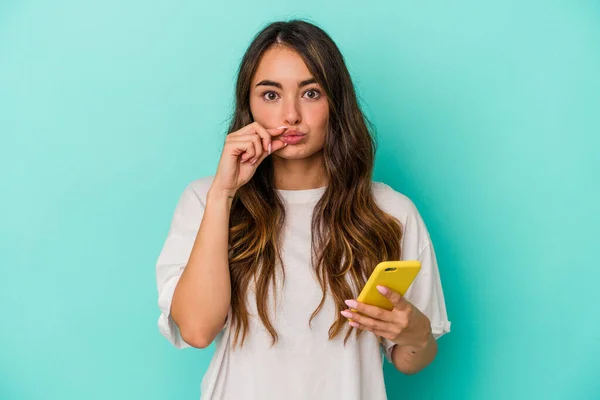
(394, 320, 433, 350)
(394, 335, 431, 353)
(207, 186, 236, 202)
(411, 332, 434, 351)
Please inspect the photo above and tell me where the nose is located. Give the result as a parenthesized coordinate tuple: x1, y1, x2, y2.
(282, 97, 301, 126)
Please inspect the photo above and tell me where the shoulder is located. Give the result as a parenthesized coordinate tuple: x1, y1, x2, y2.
(167, 176, 215, 215)
(371, 181, 420, 220)
(371, 181, 432, 256)
(181, 175, 216, 203)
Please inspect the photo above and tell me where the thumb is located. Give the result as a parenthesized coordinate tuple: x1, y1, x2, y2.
(269, 139, 288, 153)
(376, 285, 406, 309)
(256, 139, 288, 164)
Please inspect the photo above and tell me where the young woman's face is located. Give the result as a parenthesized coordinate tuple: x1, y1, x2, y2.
(249, 45, 329, 160)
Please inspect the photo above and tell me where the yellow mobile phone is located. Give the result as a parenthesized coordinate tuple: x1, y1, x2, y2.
(354, 260, 421, 312)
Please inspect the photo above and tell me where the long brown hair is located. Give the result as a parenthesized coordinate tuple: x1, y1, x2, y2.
(227, 20, 402, 348)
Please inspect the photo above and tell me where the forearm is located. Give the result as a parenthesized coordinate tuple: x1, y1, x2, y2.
(391, 333, 438, 374)
(171, 188, 233, 348)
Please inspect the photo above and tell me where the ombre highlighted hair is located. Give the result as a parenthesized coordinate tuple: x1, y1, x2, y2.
(226, 20, 403, 348)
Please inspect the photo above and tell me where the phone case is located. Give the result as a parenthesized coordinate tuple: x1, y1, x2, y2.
(353, 260, 421, 313)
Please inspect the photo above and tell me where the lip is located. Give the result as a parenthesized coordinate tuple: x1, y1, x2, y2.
(282, 129, 306, 137)
(281, 130, 306, 145)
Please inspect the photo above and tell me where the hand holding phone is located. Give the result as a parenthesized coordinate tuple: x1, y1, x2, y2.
(352, 260, 421, 314)
(341, 260, 433, 350)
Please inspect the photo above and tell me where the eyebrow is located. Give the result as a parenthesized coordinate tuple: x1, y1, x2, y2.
(254, 78, 317, 89)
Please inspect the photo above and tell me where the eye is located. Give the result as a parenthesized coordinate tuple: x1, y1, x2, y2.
(303, 89, 322, 100)
(262, 91, 279, 102)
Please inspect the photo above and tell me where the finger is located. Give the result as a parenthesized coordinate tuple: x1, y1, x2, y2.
(234, 121, 282, 137)
(344, 299, 394, 322)
(255, 139, 288, 164)
(249, 134, 263, 164)
(265, 126, 289, 136)
(228, 133, 264, 153)
(347, 321, 396, 340)
(229, 137, 276, 166)
(340, 309, 396, 332)
(239, 123, 287, 152)
(259, 126, 287, 152)
(225, 140, 255, 163)
(376, 285, 408, 310)
(269, 138, 288, 153)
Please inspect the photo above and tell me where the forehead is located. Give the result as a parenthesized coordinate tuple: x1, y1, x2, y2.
(252, 46, 312, 84)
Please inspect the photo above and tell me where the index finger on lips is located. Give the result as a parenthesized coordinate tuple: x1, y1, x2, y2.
(244, 123, 287, 153)
(265, 126, 288, 154)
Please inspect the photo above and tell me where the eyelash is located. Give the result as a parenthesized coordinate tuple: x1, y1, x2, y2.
(261, 89, 322, 102)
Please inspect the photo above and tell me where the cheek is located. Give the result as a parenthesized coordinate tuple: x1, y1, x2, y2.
(306, 102, 329, 130)
(306, 104, 328, 149)
(249, 97, 270, 122)
(316, 105, 329, 142)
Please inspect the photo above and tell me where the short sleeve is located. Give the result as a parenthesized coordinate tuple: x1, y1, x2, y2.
(156, 183, 206, 349)
(381, 240, 451, 363)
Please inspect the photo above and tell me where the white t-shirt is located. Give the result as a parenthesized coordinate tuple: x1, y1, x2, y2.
(156, 176, 451, 400)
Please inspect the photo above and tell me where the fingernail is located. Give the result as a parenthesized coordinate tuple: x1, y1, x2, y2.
(277, 126, 287, 129)
(377, 285, 389, 295)
(344, 299, 357, 309)
(349, 321, 360, 328)
(250, 159, 257, 165)
(268, 142, 272, 155)
(340, 310, 353, 318)
(284, 143, 288, 146)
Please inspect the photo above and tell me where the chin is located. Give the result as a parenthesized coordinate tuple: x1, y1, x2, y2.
(273, 152, 307, 160)
(275, 146, 322, 160)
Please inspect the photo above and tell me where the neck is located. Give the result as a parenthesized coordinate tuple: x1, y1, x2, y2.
(272, 151, 328, 190)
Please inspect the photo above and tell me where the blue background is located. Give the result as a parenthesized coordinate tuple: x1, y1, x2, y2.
(1, 1, 599, 399)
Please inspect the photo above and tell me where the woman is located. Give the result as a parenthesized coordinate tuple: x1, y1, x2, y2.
(156, 19, 451, 400)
